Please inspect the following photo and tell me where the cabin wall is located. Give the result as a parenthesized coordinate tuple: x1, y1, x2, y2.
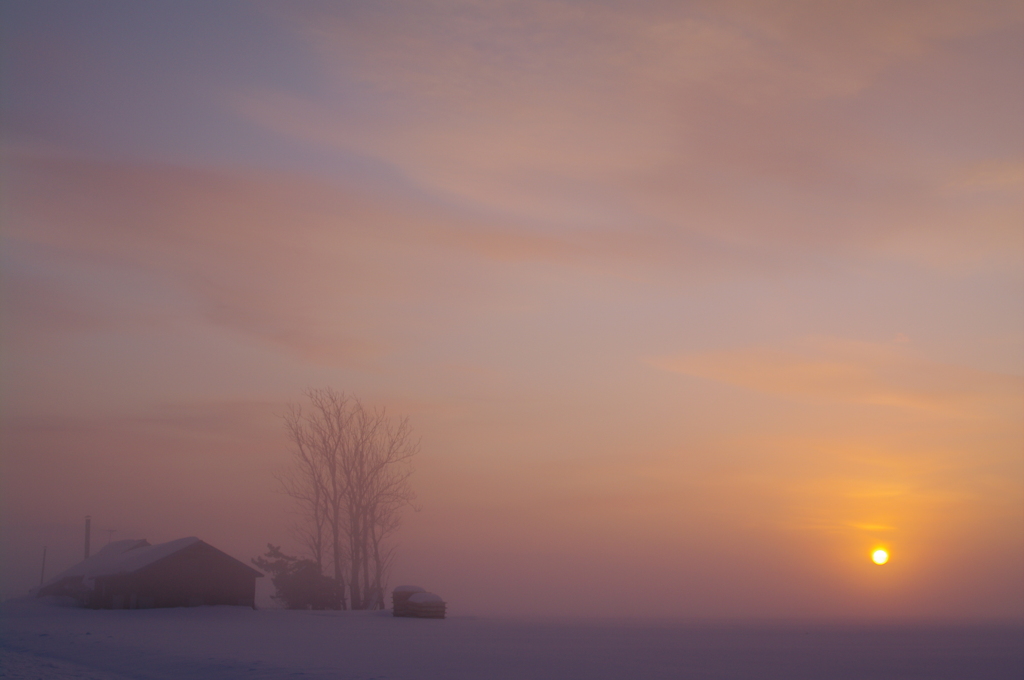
(91, 544, 257, 609)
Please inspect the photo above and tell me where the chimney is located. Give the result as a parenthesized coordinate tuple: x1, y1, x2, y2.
(84, 515, 91, 560)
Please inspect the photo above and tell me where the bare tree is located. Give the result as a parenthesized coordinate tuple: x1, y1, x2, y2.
(340, 405, 417, 609)
(365, 415, 416, 607)
(280, 388, 416, 610)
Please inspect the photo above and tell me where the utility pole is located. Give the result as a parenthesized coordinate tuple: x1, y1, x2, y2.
(84, 515, 91, 560)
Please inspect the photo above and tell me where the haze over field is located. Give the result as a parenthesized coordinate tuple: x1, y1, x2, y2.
(2, 0, 1022, 619)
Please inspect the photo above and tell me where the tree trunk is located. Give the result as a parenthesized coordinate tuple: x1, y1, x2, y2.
(349, 509, 363, 609)
(332, 505, 347, 610)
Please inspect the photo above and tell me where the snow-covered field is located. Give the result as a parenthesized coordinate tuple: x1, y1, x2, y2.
(1, 599, 1021, 679)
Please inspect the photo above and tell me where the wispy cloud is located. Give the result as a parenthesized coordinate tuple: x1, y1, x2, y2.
(229, 0, 1024, 269)
(648, 336, 1023, 416)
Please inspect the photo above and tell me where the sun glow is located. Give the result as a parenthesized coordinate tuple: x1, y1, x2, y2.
(872, 549, 889, 565)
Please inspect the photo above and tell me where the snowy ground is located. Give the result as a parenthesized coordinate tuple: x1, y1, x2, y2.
(1, 599, 1021, 680)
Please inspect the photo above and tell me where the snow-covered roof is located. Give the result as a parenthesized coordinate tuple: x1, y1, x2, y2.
(42, 539, 150, 588)
(97, 539, 151, 558)
(105, 537, 203, 576)
(408, 592, 444, 604)
(43, 537, 204, 587)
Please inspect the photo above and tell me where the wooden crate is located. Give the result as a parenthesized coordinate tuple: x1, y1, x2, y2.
(392, 585, 425, 617)
(407, 592, 446, 619)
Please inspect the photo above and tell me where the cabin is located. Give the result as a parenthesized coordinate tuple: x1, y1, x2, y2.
(37, 537, 262, 609)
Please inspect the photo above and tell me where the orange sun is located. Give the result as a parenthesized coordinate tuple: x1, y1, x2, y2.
(872, 549, 889, 565)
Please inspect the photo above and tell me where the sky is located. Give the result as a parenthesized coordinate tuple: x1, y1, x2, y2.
(1, 0, 1022, 619)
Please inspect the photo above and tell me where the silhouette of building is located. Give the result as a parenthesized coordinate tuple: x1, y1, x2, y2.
(37, 537, 262, 609)
(392, 585, 446, 618)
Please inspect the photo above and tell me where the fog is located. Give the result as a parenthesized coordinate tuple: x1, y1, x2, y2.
(2, 0, 1022, 621)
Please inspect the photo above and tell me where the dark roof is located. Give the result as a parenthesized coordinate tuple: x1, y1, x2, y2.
(43, 537, 262, 588)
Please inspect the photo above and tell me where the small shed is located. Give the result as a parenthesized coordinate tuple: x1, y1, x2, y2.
(392, 585, 446, 618)
(392, 585, 425, 617)
(38, 537, 262, 609)
(407, 591, 446, 619)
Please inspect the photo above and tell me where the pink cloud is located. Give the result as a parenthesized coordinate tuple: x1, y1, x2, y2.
(235, 1, 1024, 268)
(648, 336, 1023, 416)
